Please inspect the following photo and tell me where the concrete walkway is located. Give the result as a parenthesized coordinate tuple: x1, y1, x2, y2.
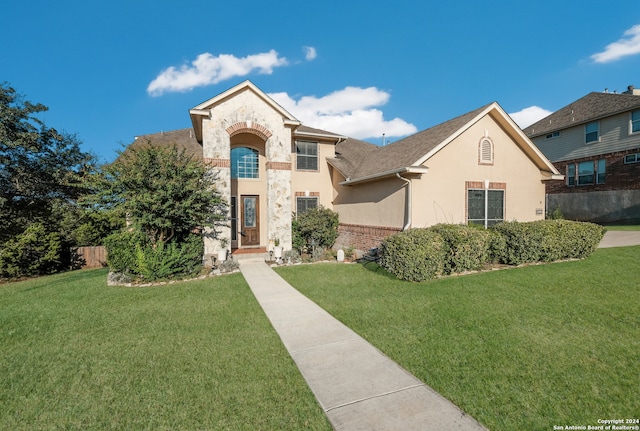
(239, 260, 488, 431)
(598, 230, 640, 248)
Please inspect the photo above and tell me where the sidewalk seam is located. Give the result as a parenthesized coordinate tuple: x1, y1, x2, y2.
(324, 383, 426, 412)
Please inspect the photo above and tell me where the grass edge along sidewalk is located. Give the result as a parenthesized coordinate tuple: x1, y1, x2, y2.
(276, 246, 640, 431)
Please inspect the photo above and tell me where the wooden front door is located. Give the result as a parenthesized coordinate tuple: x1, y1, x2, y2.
(241, 195, 260, 246)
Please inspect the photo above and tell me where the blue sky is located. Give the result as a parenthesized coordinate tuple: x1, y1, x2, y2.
(3, 0, 640, 163)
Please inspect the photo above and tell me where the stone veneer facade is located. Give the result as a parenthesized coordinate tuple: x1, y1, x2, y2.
(198, 88, 295, 256)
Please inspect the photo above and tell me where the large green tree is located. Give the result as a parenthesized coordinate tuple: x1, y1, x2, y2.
(0, 82, 95, 244)
(88, 143, 227, 280)
(91, 143, 228, 245)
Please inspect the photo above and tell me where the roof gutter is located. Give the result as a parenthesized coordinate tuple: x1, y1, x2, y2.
(396, 173, 412, 231)
(339, 166, 429, 186)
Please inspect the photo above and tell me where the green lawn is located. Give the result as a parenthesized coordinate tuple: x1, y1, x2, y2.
(0, 269, 331, 431)
(603, 224, 640, 231)
(276, 247, 640, 431)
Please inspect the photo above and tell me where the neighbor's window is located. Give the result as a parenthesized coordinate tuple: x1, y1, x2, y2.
(597, 159, 606, 184)
(296, 141, 318, 170)
(296, 197, 318, 214)
(578, 161, 594, 185)
(631, 110, 640, 134)
(231, 147, 259, 179)
(624, 153, 640, 164)
(467, 189, 504, 228)
(567, 159, 606, 186)
(567, 163, 576, 186)
(545, 131, 560, 139)
(585, 121, 599, 143)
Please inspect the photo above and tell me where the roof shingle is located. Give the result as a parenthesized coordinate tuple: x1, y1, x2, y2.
(523, 92, 640, 138)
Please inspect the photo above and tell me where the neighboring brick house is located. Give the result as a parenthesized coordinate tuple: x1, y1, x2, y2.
(523, 86, 640, 224)
(132, 80, 561, 256)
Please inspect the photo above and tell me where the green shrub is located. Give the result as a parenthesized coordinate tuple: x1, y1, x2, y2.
(133, 234, 203, 281)
(490, 221, 544, 265)
(490, 220, 605, 265)
(292, 206, 339, 252)
(104, 230, 146, 274)
(428, 224, 491, 274)
(380, 229, 447, 282)
(105, 230, 203, 281)
(0, 223, 62, 278)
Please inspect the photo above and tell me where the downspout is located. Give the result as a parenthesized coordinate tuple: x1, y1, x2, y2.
(396, 173, 412, 231)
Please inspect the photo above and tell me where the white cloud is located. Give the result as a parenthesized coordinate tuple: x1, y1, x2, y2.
(304, 46, 317, 61)
(269, 87, 417, 139)
(591, 24, 640, 63)
(147, 50, 288, 96)
(509, 105, 553, 129)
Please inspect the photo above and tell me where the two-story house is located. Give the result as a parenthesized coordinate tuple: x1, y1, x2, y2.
(523, 85, 640, 224)
(131, 80, 561, 258)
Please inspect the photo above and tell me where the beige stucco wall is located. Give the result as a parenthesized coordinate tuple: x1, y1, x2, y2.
(334, 113, 547, 231)
(332, 175, 407, 228)
(411, 115, 546, 227)
(290, 138, 337, 211)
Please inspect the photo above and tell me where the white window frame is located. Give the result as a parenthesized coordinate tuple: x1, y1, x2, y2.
(231, 147, 259, 179)
(296, 141, 319, 171)
(585, 121, 599, 143)
(467, 188, 504, 228)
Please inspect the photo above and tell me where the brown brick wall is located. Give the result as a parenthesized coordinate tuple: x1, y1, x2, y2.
(547, 149, 640, 194)
(336, 223, 402, 252)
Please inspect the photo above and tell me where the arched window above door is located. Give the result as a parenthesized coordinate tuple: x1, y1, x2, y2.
(231, 147, 259, 179)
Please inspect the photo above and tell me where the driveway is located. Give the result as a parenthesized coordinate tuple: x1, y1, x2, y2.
(598, 230, 640, 248)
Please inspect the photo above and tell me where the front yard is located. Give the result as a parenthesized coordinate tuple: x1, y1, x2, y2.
(1, 246, 637, 430)
(277, 246, 640, 431)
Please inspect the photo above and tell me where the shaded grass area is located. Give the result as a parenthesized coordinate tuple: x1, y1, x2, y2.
(276, 247, 640, 431)
(0, 269, 330, 431)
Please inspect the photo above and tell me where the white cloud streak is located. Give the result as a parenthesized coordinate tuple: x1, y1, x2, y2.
(147, 50, 288, 96)
(509, 106, 553, 129)
(591, 24, 640, 63)
(269, 87, 417, 139)
(304, 46, 317, 61)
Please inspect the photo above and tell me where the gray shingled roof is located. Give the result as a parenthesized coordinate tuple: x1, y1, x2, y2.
(126, 128, 203, 160)
(523, 92, 640, 138)
(331, 103, 492, 180)
(295, 124, 346, 138)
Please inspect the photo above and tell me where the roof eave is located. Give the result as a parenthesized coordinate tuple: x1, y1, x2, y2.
(339, 166, 429, 186)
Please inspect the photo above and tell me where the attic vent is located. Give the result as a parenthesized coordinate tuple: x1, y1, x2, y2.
(479, 137, 494, 165)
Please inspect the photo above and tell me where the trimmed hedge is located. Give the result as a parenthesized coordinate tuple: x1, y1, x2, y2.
(490, 220, 605, 265)
(379, 229, 447, 282)
(379, 220, 605, 282)
(428, 224, 491, 274)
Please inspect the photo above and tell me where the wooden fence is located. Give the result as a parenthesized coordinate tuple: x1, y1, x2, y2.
(75, 246, 108, 269)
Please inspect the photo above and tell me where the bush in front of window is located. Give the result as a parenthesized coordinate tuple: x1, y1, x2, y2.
(292, 206, 339, 253)
(428, 224, 492, 275)
(379, 229, 448, 282)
